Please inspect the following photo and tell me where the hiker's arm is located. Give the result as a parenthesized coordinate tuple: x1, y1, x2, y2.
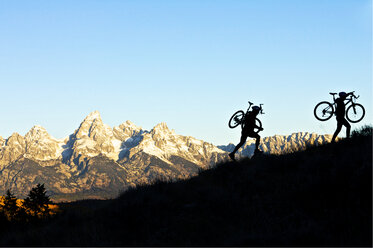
(254, 124, 263, 130)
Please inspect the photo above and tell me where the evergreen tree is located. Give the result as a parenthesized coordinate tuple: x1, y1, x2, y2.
(23, 183, 51, 218)
(2, 189, 18, 221)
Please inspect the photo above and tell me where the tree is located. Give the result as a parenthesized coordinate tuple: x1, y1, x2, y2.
(2, 189, 19, 221)
(23, 183, 51, 219)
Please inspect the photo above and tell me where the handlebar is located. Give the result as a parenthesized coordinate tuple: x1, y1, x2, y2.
(246, 101, 265, 114)
(259, 104, 265, 114)
(349, 91, 360, 99)
(330, 91, 359, 99)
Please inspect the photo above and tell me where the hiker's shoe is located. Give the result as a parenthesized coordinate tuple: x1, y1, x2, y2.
(229, 152, 236, 161)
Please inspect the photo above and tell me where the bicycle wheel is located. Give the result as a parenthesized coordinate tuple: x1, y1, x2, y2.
(346, 103, 365, 123)
(314, 101, 334, 121)
(228, 110, 244, 128)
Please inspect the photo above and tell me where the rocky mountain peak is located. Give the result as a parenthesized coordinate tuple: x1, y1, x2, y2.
(25, 125, 51, 141)
(0, 110, 337, 202)
(84, 110, 102, 122)
(80, 111, 103, 129)
(151, 122, 174, 136)
(0, 133, 26, 167)
(6, 132, 25, 146)
(118, 120, 142, 133)
(74, 111, 109, 139)
(68, 111, 119, 163)
(22, 125, 64, 161)
(124, 120, 136, 126)
(114, 120, 143, 141)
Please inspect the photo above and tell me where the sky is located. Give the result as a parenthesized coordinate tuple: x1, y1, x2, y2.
(0, 0, 371, 145)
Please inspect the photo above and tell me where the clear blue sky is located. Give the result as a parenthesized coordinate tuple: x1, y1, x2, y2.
(0, 0, 371, 145)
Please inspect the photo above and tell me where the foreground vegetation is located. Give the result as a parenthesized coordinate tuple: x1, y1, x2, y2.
(0, 184, 58, 222)
(0, 126, 371, 246)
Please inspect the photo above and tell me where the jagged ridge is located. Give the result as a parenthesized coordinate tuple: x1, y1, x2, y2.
(0, 111, 333, 201)
(0, 111, 226, 201)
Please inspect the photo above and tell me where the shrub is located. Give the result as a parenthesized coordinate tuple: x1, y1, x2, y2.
(351, 125, 373, 137)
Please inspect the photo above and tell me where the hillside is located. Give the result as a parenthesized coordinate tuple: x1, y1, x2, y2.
(0, 111, 333, 202)
(0, 127, 371, 246)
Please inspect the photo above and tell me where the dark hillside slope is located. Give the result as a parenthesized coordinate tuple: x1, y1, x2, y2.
(1, 128, 371, 246)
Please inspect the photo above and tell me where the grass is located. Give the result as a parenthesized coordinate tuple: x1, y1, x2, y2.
(0, 126, 371, 246)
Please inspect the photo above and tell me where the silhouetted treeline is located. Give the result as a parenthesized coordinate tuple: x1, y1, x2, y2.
(0, 183, 52, 223)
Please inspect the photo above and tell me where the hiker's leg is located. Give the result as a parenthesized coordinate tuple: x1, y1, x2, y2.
(342, 118, 351, 138)
(248, 132, 261, 151)
(231, 134, 247, 155)
(332, 121, 343, 142)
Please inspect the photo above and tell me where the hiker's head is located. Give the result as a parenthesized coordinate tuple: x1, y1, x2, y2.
(252, 106, 260, 114)
(339, 92, 347, 99)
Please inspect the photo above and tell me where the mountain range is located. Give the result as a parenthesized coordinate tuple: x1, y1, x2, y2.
(219, 132, 333, 157)
(0, 111, 332, 201)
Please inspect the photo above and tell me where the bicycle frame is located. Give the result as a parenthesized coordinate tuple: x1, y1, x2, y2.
(314, 91, 364, 123)
(330, 91, 360, 115)
(229, 100, 265, 130)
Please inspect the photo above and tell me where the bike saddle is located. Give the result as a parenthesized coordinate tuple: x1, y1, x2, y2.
(329, 92, 337, 95)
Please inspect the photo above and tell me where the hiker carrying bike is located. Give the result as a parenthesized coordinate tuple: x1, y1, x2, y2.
(229, 106, 263, 161)
(332, 91, 353, 142)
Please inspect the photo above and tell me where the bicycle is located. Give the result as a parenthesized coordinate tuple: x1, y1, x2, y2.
(314, 91, 365, 123)
(228, 101, 264, 133)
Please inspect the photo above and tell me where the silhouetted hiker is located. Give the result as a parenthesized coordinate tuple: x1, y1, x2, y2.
(229, 106, 263, 161)
(332, 91, 352, 142)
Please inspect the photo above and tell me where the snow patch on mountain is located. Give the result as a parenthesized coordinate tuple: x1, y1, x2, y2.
(23, 125, 65, 161)
(134, 122, 225, 166)
(218, 132, 333, 158)
(0, 110, 334, 169)
(0, 110, 338, 201)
